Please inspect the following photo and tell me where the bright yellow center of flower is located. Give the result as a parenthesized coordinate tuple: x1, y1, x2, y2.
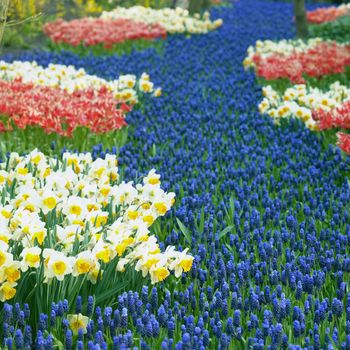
(0, 235, 9, 243)
(148, 178, 160, 185)
(72, 220, 85, 228)
(26, 253, 40, 266)
(1, 284, 16, 300)
(67, 159, 78, 167)
(17, 168, 28, 175)
(180, 258, 193, 272)
(22, 194, 30, 200)
(144, 258, 159, 269)
(70, 319, 85, 331)
(100, 187, 110, 197)
(139, 235, 149, 242)
(154, 202, 167, 215)
(31, 154, 42, 164)
(70, 205, 82, 216)
(154, 267, 169, 281)
(150, 246, 161, 255)
(122, 91, 132, 100)
(109, 172, 118, 181)
(93, 215, 108, 228)
(128, 211, 139, 220)
(76, 259, 93, 274)
(87, 204, 99, 212)
(115, 238, 134, 256)
(1, 209, 12, 219)
(43, 168, 51, 178)
(154, 89, 162, 97)
(43, 197, 57, 210)
(90, 268, 101, 282)
(115, 243, 128, 256)
(4, 267, 20, 282)
(141, 82, 151, 92)
(94, 168, 106, 178)
(24, 204, 35, 212)
(0, 252, 6, 266)
(142, 215, 154, 225)
(96, 249, 111, 263)
(53, 261, 67, 275)
(73, 165, 81, 174)
(33, 231, 45, 245)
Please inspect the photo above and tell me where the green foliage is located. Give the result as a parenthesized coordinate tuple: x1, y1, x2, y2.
(176, 218, 192, 243)
(1, 21, 43, 50)
(189, 0, 212, 14)
(48, 38, 164, 56)
(309, 15, 350, 42)
(0, 122, 129, 158)
(257, 65, 350, 95)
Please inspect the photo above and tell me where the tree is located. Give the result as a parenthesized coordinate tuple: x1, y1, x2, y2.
(0, 0, 10, 45)
(294, 0, 308, 38)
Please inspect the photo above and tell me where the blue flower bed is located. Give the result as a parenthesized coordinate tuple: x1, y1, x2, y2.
(2, 1, 350, 349)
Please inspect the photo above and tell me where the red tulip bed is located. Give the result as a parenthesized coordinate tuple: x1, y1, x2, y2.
(43, 6, 223, 55)
(245, 40, 350, 84)
(0, 60, 160, 153)
(0, 79, 128, 150)
(43, 18, 167, 55)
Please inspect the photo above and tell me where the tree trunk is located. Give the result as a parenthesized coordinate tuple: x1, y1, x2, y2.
(294, 0, 308, 39)
(0, 0, 10, 46)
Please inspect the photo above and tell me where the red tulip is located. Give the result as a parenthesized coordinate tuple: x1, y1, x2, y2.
(337, 132, 350, 154)
(313, 100, 350, 131)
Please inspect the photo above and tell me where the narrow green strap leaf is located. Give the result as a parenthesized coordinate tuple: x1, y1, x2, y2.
(176, 217, 192, 243)
(218, 225, 234, 239)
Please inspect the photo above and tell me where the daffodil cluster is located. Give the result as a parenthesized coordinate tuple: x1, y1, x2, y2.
(100, 6, 223, 34)
(0, 150, 193, 302)
(243, 38, 324, 69)
(0, 60, 162, 103)
(258, 82, 350, 130)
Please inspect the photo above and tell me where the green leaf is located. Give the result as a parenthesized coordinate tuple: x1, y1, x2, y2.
(176, 218, 192, 243)
(95, 280, 128, 304)
(225, 243, 234, 254)
(199, 206, 205, 233)
(218, 225, 234, 239)
(52, 336, 64, 350)
(152, 143, 157, 156)
(229, 196, 235, 215)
